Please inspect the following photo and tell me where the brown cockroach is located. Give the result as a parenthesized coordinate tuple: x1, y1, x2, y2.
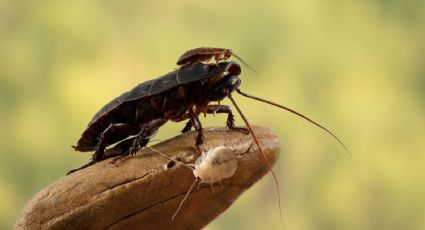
(176, 47, 257, 72)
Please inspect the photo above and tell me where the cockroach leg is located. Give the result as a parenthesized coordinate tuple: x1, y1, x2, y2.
(182, 104, 249, 152)
(188, 108, 204, 148)
(110, 119, 167, 165)
(181, 120, 192, 133)
(104, 137, 136, 159)
(110, 132, 149, 166)
(205, 104, 248, 133)
(95, 124, 138, 159)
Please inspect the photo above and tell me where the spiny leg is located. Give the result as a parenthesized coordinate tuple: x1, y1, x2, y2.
(110, 130, 150, 165)
(171, 112, 192, 133)
(206, 104, 248, 133)
(104, 137, 136, 159)
(189, 107, 204, 148)
(181, 120, 193, 133)
(111, 118, 167, 165)
(182, 104, 247, 138)
(67, 123, 139, 175)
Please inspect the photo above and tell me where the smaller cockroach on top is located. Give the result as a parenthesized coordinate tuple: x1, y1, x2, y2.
(147, 145, 239, 220)
(176, 47, 257, 73)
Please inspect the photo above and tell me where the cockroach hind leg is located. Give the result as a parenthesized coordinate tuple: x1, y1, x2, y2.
(66, 162, 94, 175)
(67, 152, 100, 175)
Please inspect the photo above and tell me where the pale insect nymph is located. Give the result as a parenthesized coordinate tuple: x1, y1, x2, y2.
(148, 145, 238, 220)
(193, 146, 237, 185)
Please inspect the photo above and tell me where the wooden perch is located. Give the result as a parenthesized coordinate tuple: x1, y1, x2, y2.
(15, 126, 281, 230)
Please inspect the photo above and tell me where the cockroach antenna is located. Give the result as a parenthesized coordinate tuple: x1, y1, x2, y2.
(235, 88, 351, 156)
(227, 94, 285, 228)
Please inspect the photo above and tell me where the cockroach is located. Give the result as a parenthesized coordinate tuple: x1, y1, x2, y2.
(176, 47, 257, 73)
(68, 61, 246, 175)
(147, 145, 239, 220)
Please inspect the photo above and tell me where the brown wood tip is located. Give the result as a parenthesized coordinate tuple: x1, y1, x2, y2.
(15, 126, 281, 230)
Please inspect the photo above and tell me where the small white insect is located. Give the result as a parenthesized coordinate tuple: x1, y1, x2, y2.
(147, 145, 238, 220)
(193, 146, 237, 184)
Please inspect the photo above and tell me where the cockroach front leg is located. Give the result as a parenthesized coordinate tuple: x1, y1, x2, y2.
(206, 105, 248, 133)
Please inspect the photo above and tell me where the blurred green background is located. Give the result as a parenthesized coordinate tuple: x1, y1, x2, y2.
(1, 0, 424, 229)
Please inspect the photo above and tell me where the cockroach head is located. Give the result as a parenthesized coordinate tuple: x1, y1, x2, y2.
(223, 49, 233, 59)
(208, 62, 242, 101)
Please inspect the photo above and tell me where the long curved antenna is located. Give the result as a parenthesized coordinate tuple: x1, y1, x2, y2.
(232, 53, 258, 73)
(236, 89, 351, 155)
(228, 94, 284, 228)
(172, 178, 199, 220)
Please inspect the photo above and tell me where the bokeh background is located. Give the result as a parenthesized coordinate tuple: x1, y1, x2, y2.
(1, 0, 425, 229)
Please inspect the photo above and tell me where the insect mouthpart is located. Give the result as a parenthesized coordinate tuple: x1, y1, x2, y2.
(210, 75, 241, 101)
